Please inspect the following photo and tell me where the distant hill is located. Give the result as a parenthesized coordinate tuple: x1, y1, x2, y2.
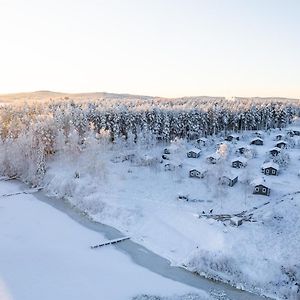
(0, 91, 157, 104)
(0, 91, 298, 104)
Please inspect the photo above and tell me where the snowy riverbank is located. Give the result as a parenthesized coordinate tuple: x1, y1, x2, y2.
(0, 180, 210, 300)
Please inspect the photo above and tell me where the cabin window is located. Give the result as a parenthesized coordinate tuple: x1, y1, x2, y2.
(272, 169, 276, 175)
(262, 188, 267, 193)
(266, 169, 269, 174)
(255, 187, 259, 192)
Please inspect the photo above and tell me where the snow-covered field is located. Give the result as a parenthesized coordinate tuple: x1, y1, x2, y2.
(42, 125, 300, 299)
(0, 180, 212, 300)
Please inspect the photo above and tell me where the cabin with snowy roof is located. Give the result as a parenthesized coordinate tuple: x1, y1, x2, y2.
(293, 129, 300, 136)
(187, 148, 201, 158)
(189, 168, 207, 179)
(219, 174, 238, 187)
(230, 217, 243, 227)
(164, 163, 175, 171)
(253, 131, 264, 138)
(225, 134, 239, 142)
(276, 140, 287, 149)
(275, 134, 285, 141)
(251, 178, 270, 196)
(261, 162, 279, 176)
(206, 153, 221, 164)
(231, 157, 247, 168)
(197, 137, 208, 146)
(250, 138, 263, 145)
(269, 147, 281, 157)
(236, 145, 252, 155)
(286, 128, 300, 137)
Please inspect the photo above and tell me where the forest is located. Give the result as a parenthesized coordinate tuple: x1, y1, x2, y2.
(0, 95, 299, 184)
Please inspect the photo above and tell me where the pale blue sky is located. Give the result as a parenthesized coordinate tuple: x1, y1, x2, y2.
(0, 0, 299, 98)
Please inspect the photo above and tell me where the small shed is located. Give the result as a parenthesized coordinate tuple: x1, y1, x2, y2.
(197, 137, 208, 146)
(225, 134, 240, 142)
(276, 140, 287, 149)
(236, 145, 251, 155)
(163, 148, 171, 155)
(231, 157, 247, 168)
(269, 147, 281, 157)
(261, 162, 279, 176)
(189, 168, 207, 179)
(230, 216, 243, 227)
(275, 134, 285, 141)
(220, 174, 238, 187)
(286, 128, 300, 137)
(164, 163, 176, 171)
(206, 153, 221, 164)
(250, 138, 263, 145)
(187, 148, 201, 158)
(251, 178, 271, 196)
(293, 129, 300, 136)
(253, 131, 264, 138)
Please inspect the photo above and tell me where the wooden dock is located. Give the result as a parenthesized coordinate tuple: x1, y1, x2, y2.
(91, 236, 130, 249)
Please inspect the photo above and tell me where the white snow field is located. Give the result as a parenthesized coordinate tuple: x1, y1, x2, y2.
(0, 180, 211, 300)
(43, 126, 300, 299)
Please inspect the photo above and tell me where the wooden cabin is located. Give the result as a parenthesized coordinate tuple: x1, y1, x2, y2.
(163, 148, 171, 155)
(220, 174, 238, 187)
(187, 148, 201, 158)
(250, 138, 263, 145)
(197, 137, 208, 146)
(261, 162, 279, 176)
(286, 129, 300, 137)
(189, 168, 207, 179)
(275, 134, 284, 141)
(293, 130, 300, 136)
(231, 157, 247, 168)
(269, 147, 281, 157)
(276, 140, 287, 149)
(251, 178, 270, 196)
(206, 153, 221, 164)
(253, 131, 264, 138)
(164, 163, 175, 171)
(230, 217, 243, 227)
(236, 145, 252, 155)
(225, 134, 239, 142)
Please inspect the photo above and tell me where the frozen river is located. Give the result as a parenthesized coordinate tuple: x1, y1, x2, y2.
(0, 180, 267, 300)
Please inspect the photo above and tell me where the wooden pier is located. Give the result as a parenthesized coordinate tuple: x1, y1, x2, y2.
(91, 236, 130, 249)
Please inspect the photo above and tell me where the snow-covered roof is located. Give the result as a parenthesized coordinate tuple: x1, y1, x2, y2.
(231, 157, 247, 164)
(188, 148, 201, 154)
(230, 216, 242, 223)
(222, 170, 238, 180)
(190, 167, 207, 173)
(206, 153, 221, 160)
(251, 137, 263, 142)
(251, 177, 270, 187)
(276, 140, 287, 144)
(261, 162, 279, 170)
(228, 134, 239, 138)
(269, 147, 281, 152)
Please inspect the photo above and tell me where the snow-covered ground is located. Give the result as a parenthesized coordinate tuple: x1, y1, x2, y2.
(0, 180, 213, 300)
(42, 125, 300, 299)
